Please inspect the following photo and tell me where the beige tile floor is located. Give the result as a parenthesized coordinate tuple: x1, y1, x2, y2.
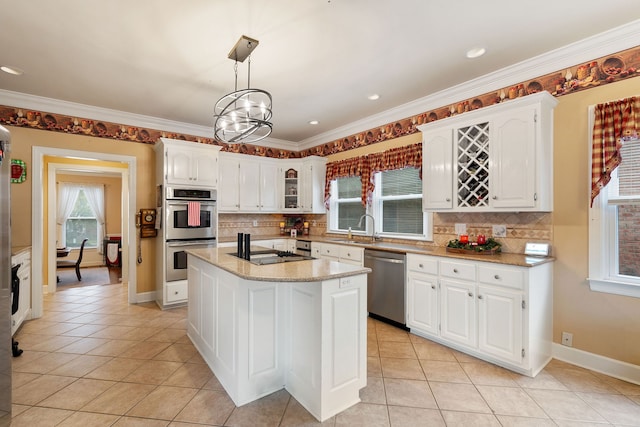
(11, 281, 640, 426)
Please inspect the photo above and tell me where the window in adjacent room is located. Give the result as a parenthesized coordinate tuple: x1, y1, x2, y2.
(589, 137, 640, 297)
(65, 188, 99, 249)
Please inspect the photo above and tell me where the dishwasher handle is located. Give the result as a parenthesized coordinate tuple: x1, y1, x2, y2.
(364, 254, 405, 264)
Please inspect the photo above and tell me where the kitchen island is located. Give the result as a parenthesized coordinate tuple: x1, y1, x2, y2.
(185, 247, 371, 422)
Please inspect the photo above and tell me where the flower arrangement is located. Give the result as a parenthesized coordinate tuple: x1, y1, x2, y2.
(446, 237, 501, 254)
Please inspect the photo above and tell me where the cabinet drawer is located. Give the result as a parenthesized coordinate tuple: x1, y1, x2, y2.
(407, 254, 438, 275)
(166, 281, 188, 302)
(340, 246, 363, 263)
(478, 265, 524, 290)
(321, 244, 340, 258)
(440, 260, 476, 281)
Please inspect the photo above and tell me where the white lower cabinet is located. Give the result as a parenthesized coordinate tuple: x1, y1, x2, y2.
(406, 253, 552, 377)
(11, 248, 31, 335)
(406, 271, 439, 336)
(478, 284, 523, 364)
(440, 278, 477, 348)
(311, 242, 364, 266)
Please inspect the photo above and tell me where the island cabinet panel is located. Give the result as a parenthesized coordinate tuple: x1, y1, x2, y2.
(287, 275, 367, 421)
(187, 253, 368, 422)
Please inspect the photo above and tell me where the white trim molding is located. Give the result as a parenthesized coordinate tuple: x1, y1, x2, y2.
(552, 343, 640, 385)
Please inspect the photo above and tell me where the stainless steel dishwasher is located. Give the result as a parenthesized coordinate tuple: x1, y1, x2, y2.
(364, 249, 406, 327)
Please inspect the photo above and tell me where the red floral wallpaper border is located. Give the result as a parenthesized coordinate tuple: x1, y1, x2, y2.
(0, 46, 638, 159)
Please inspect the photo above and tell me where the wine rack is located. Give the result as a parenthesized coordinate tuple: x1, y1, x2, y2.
(457, 122, 489, 207)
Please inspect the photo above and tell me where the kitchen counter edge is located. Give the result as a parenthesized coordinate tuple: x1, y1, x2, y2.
(218, 235, 553, 268)
(187, 247, 371, 282)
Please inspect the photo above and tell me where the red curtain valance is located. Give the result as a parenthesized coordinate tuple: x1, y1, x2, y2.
(324, 143, 422, 208)
(591, 96, 640, 206)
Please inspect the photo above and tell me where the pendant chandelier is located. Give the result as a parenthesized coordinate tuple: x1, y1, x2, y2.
(213, 35, 273, 144)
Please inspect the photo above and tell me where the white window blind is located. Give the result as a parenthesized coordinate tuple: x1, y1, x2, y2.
(608, 140, 640, 204)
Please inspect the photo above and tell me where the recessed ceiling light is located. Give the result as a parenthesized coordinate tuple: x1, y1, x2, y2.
(1, 65, 24, 76)
(466, 47, 486, 59)
(368, 94, 380, 101)
(309, 120, 319, 125)
(1, 66, 24, 75)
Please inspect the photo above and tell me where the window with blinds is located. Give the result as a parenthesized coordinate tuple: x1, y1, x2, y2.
(333, 176, 366, 231)
(607, 140, 640, 204)
(329, 168, 430, 240)
(377, 168, 424, 235)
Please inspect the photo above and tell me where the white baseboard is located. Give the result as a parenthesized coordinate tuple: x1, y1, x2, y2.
(552, 343, 640, 385)
(135, 291, 156, 304)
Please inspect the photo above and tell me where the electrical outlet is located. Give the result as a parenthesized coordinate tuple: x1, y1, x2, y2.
(561, 332, 573, 347)
(455, 223, 466, 235)
(252, 220, 258, 227)
(492, 224, 507, 238)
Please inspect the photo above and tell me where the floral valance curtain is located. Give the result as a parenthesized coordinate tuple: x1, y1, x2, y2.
(591, 96, 640, 206)
(324, 143, 422, 208)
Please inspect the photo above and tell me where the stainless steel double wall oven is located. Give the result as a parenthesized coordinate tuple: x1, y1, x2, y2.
(164, 186, 217, 282)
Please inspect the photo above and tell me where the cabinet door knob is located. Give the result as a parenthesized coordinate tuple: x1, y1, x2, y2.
(478, 295, 483, 299)
(418, 263, 423, 268)
(431, 285, 436, 290)
(453, 268, 458, 273)
(174, 291, 179, 295)
(446, 198, 451, 202)
(494, 274, 500, 280)
(468, 292, 473, 297)
(492, 195, 498, 200)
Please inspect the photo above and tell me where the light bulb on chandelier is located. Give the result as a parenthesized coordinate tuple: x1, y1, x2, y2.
(213, 35, 273, 144)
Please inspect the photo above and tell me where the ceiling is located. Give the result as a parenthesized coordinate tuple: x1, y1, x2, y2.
(1, 1, 639, 148)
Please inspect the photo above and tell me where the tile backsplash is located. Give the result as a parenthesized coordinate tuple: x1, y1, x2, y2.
(433, 212, 553, 254)
(218, 211, 552, 254)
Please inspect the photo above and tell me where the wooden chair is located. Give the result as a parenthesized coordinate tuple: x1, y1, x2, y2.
(57, 238, 88, 281)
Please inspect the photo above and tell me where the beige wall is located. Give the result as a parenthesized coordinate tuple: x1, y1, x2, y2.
(56, 173, 122, 266)
(8, 125, 157, 293)
(553, 77, 640, 365)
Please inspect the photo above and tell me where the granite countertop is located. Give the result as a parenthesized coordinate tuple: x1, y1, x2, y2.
(187, 247, 371, 282)
(218, 235, 553, 268)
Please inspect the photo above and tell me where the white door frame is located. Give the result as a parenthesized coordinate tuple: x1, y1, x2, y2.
(32, 147, 137, 317)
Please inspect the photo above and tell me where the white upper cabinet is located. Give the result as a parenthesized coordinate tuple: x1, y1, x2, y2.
(219, 155, 241, 211)
(158, 138, 221, 188)
(281, 163, 302, 212)
(422, 128, 454, 210)
(419, 92, 557, 212)
(219, 153, 280, 213)
(300, 156, 327, 214)
(219, 153, 326, 214)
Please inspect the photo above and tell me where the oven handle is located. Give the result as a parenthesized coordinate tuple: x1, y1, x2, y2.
(167, 201, 216, 207)
(167, 240, 217, 248)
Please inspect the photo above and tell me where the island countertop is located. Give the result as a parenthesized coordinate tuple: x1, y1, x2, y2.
(187, 247, 371, 282)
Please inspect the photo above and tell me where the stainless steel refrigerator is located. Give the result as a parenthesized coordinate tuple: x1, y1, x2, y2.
(0, 124, 12, 425)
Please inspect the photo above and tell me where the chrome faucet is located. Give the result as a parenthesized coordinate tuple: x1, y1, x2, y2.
(358, 214, 377, 242)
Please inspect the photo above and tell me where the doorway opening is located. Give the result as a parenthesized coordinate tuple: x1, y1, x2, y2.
(31, 147, 137, 319)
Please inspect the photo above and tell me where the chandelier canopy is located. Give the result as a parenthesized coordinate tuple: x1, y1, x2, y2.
(213, 35, 273, 144)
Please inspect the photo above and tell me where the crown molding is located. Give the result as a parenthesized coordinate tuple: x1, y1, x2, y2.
(0, 89, 215, 138)
(298, 19, 640, 151)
